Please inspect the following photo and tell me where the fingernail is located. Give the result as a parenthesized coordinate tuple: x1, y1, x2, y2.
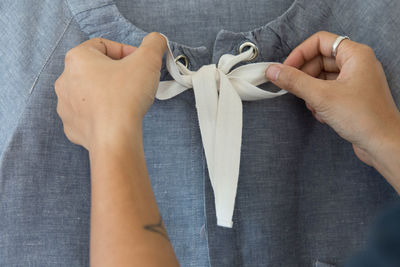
(266, 64, 282, 81)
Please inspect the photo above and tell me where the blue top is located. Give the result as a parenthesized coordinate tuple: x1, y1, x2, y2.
(0, 0, 399, 266)
(346, 201, 400, 267)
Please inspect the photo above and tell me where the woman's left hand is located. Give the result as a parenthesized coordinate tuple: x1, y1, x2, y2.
(54, 32, 167, 151)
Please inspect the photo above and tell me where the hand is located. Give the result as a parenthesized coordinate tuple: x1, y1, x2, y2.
(55, 32, 167, 151)
(265, 31, 400, 168)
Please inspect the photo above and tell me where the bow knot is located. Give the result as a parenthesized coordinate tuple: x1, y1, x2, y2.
(156, 35, 286, 228)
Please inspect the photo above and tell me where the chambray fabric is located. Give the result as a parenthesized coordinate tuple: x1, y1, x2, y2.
(0, 0, 399, 266)
(345, 201, 400, 267)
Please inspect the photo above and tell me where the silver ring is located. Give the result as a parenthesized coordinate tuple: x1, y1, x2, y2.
(238, 42, 259, 61)
(174, 54, 189, 68)
(331, 35, 350, 58)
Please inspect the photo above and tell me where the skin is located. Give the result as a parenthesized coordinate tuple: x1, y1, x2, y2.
(265, 31, 400, 193)
(55, 32, 179, 267)
(55, 31, 400, 266)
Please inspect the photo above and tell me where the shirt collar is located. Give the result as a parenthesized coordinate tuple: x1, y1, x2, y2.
(66, 0, 340, 77)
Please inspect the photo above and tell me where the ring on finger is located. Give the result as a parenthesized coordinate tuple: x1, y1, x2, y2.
(331, 35, 350, 58)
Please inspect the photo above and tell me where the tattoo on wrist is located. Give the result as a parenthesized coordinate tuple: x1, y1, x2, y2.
(143, 216, 169, 241)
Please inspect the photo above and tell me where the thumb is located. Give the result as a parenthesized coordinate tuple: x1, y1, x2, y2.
(129, 32, 167, 59)
(138, 32, 167, 56)
(124, 32, 167, 71)
(265, 63, 325, 105)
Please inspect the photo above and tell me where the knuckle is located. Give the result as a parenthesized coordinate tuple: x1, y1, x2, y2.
(283, 70, 300, 92)
(62, 125, 69, 136)
(63, 125, 78, 144)
(54, 78, 61, 94)
(362, 44, 373, 53)
(91, 37, 102, 42)
(359, 44, 375, 56)
(316, 30, 328, 36)
(354, 44, 378, 63)
(314, 31, 329, 40)
(63, 126, 73, 141)
(64, 49, 75, 62)
(90, 37, 104, 46)
(56, 103, 62, 117)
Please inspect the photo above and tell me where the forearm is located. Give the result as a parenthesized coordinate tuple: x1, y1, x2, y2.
(371, 116, 400, 194)
(88, 124, 179, 267)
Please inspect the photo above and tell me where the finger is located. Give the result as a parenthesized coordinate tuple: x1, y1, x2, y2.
(56, 100, 68, 122)
(54, 76, 63, 97)
(79, 37, 137, 59)
(265, 63, 327, 107)
(283, 31, 339, 68)
(54, 74, 70, 101)
(317, 72, 339, 80)
(283, 31, 356, 69)
(300, 56, 339, 77)
(62, 124, 80, 146)
(55, 93, 74, 126)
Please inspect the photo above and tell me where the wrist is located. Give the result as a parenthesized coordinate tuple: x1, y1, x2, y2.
(88, 117, 143, 155)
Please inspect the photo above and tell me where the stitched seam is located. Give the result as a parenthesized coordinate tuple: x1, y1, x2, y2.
(0, 5, 74, 191)
(198, 104, 212, 267)
(1, 17, 73, 167)
(64, 0, 73, 17)
(29, 16, 73, 94)
(65, 0, 116, 18)
(65, 0, 120, 41)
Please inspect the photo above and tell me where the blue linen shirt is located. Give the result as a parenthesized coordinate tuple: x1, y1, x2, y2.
(0, 0, 399, 266)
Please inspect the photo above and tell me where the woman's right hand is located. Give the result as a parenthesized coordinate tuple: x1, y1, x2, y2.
(265, 31, 400, 192)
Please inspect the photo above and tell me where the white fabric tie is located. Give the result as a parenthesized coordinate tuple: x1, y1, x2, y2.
(156, 36, 287, 228)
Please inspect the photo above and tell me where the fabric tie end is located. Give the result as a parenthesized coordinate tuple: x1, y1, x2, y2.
(217, 218, 233, 228)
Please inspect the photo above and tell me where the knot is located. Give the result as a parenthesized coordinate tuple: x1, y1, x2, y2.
(156, 34, 286, 228)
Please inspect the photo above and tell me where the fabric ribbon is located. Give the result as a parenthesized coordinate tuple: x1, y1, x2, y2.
(156, 35, 287, 227)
